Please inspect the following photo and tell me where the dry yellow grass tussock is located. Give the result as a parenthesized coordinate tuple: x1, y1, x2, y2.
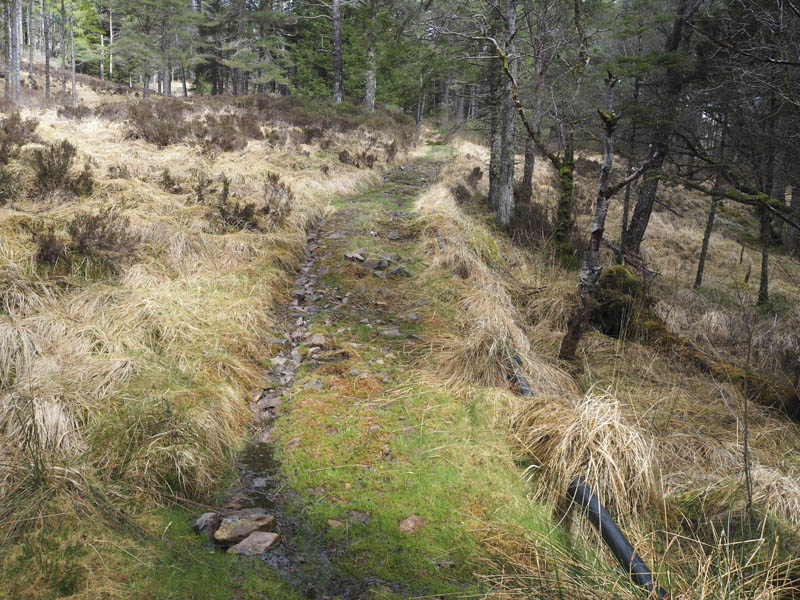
(415, 145, 576, 397)
(510, 388, 659, 524)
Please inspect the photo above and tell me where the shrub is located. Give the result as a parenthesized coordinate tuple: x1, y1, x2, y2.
(31, 139, 77, 193)
(262, 171, 293, 226)
(384, 141, 397, 163)
(466, 166, 483, 188)
(359, 151, 376, 169)
(320, 138, 332, 151)
(215, 199, 259, 231)
(0, 165, 17, 205)
(302, 126, 323, 144)
(65, 209, 139, 269)
(320, 164, 330, 177)
(57, 104, 92, 121)
(70, 162, 94, 196)
(0, 112, 39, 164)
(201, 114, 247, 152)
(236, 113, 263, 140)
(33, 225, 67, 266)
(338, 149, 352, 165)
(33, 210, 137, 273)
(158, 168, 183, 193)
(128, 100, 190, 147)
(192, 173, 213, 204)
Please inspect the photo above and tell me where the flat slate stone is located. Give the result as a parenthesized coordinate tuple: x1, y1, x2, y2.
(227, 531, 281, 555)
(214, 514, 276, 545)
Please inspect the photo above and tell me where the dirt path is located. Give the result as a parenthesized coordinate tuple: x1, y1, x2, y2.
(202, 152, 481, 599)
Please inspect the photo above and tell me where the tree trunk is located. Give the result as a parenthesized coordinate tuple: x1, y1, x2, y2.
(4, 3, 9, 99)
(69, 0, 75, 105)
(619, 77, 640, 262)
(27, 0, 32, 90)
(363, 0, 376, 112)
(42, 0, 49, 101)
(520, 136, 534, 203)
(694, 195, 718, 288)
(495, 0, 517, 228)
(786, 181, 800, 252)
(332, 0, 343, 103)
(100, 33, 104, 81)
(757, 206, 770, 306)
(181, 63, 188, 97)
(621, 0, 699, 255)
(60, 0, 65, 93)
(109, 9, 113, 81)
(415, 79, 425, 127)
(10, 0, 20, 102)
(552, 127, 577, 260)
(143, 71, 150, 99)
(559, 78, 619, 360)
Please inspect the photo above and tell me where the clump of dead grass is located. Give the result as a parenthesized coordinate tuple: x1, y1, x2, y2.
(509, 388, 659, 524)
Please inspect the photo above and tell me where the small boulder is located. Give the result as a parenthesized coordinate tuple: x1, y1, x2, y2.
(380, 327, 403, 337)
(214, 514, 276, 545)
(362, 258, 383, 270)
(228, 531, 281, 555)
(193, 512, 222, 540)
(328, 519, 345, 528)
(307, 333, 327, 347)
(387, 265, 410, 278)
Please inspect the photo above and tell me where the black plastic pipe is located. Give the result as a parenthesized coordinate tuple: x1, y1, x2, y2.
(507, 349, 665, 597)
(567, 476, 666, 599)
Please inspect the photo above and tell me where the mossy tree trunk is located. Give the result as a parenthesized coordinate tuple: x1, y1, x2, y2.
(553, 133, 575, 259)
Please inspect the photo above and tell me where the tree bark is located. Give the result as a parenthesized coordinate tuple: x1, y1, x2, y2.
(332, 0, 343, 103)
(10, 0, 20, 102)
(757, 206, 770, 305)
(42, 0, 49, 101)
(495, 0, 517, 228)
(109, 9, 113, 81)
(619, 76, 640, 262)
(27, 0, 32, 90)
(181, 63, 188, 97)
(60, 0, 65, 93)
(786, 181, 800, 252)
(520, 136, 534, 203)
(363, 0, 376, 111)
(4, 3, 10, 99)
(69, 0, 75, 105)
(415, 79, 425, 127)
